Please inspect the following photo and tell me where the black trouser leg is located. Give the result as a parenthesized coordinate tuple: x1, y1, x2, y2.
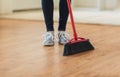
(42, 0, 54, 31)
(58, 0, 70, 31)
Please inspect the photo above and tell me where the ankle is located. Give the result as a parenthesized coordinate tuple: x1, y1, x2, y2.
(47, 31, 54, 35)
(58, 31, 65, 33)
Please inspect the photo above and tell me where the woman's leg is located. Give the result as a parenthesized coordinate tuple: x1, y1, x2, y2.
(42, 0, 54, 46)
(42, 0, 54, 31)
(58, 0, 70, 31)
(58, 0, 71, 44)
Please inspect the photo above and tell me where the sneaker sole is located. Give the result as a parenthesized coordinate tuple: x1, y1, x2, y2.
(44, 43, 54, 46)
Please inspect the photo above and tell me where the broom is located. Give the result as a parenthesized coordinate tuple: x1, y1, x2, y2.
(63, 0, 94, 56)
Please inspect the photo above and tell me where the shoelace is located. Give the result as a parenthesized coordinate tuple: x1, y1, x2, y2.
(44, 32, 54, 42)
(58, 32, 70, 41)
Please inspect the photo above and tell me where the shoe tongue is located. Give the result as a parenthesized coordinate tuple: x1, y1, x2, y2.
(59, 31, 65, 34)
(59, 31, 65, 32)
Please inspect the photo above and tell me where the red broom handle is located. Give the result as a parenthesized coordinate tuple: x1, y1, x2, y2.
(67, 0, 77, 40)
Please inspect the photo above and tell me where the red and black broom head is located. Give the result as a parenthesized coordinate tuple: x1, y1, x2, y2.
(63, 38, 94, 56)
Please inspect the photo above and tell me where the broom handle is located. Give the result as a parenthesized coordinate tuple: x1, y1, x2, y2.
(67, 0, 77, 40)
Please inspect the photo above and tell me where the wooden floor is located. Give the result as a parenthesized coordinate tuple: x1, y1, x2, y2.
(0, 19, 120, 77)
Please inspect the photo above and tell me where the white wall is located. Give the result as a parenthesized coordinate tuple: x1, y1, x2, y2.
(116, 0, 120, 10)
(12, 0, 41, 10)
(0, 0, 13, 14)
(73, 0, 118, 10)
(0, 0, 119, 14)
(75, 0, 97, 8)
(104, 0, 117, 10)
(0, 0, 58, 14)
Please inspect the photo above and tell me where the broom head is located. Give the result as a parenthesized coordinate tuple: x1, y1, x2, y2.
(63, 37, 94, 56)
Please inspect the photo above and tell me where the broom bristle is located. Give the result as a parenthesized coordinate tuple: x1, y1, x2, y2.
(63, 39, 94, 56)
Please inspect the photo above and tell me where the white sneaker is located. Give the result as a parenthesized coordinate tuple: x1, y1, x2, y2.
(58, 31, 70, 45)
(43, 32, 54, 46)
